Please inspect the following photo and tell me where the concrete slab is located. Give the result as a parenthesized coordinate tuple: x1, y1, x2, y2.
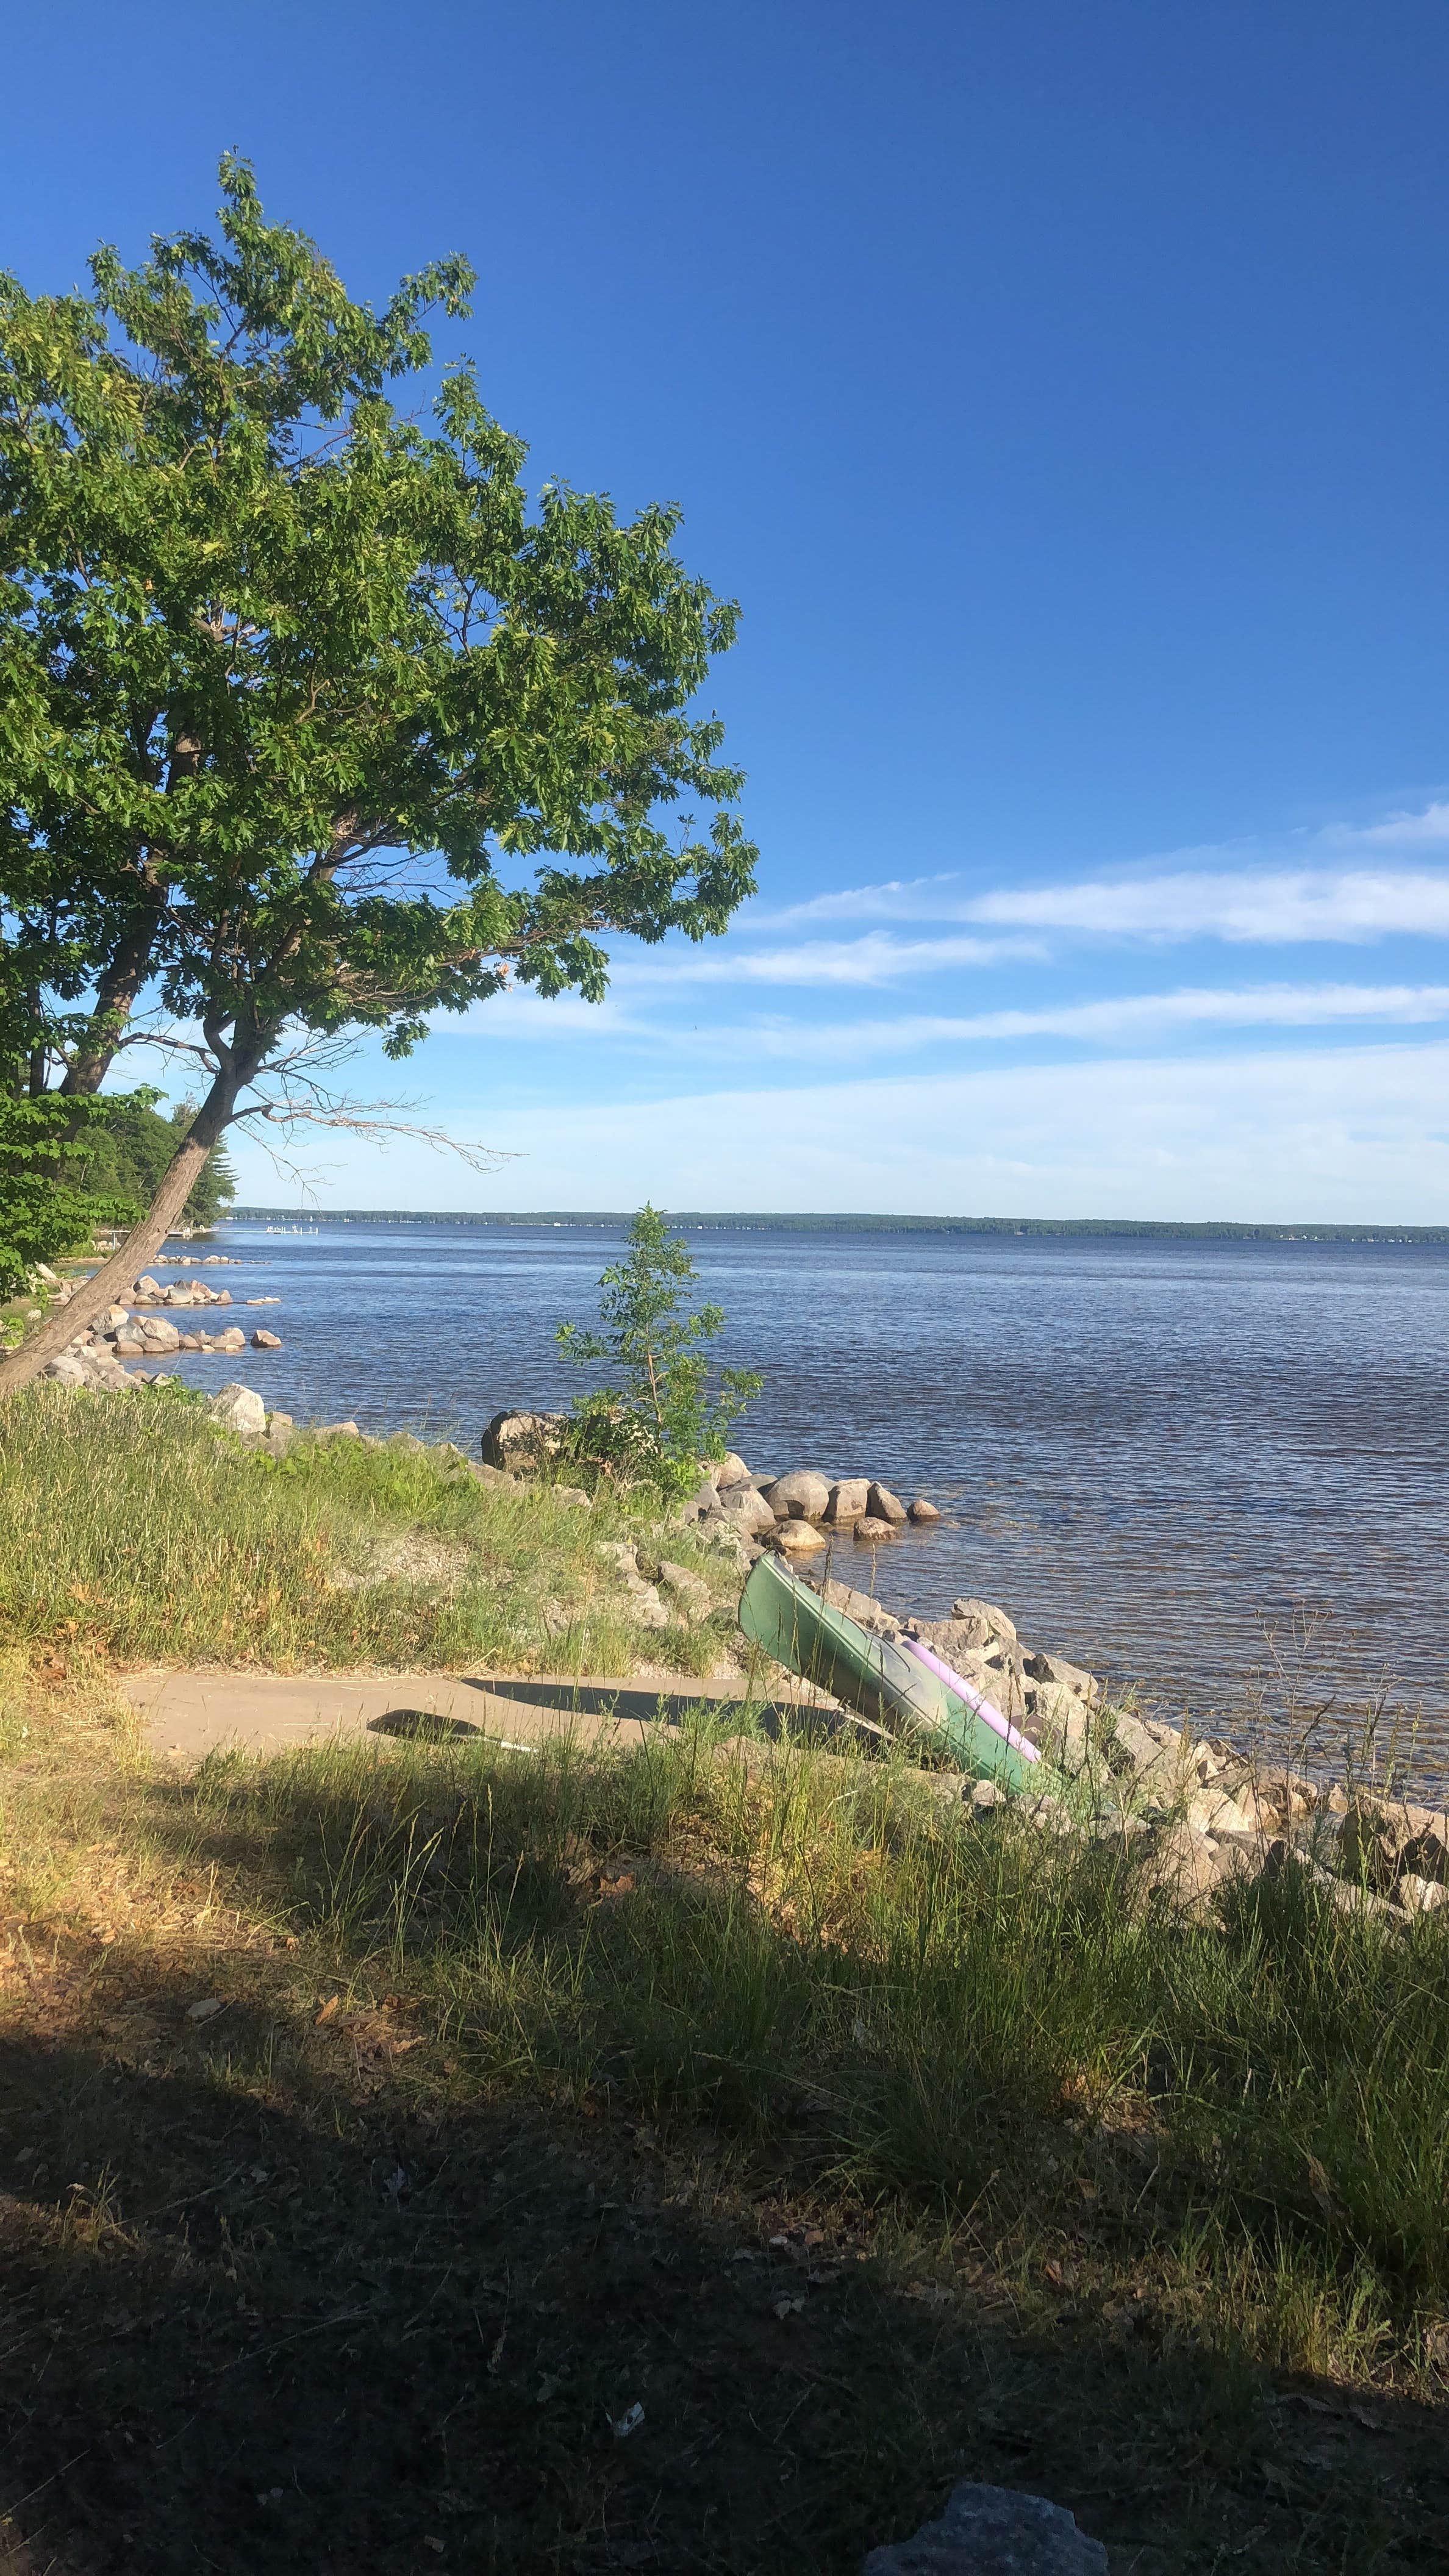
(123, 1668, 839, 1766)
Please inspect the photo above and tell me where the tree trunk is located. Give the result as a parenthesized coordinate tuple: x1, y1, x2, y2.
(60, 912, 163, 1103)
(0, 1062, 243, 1395)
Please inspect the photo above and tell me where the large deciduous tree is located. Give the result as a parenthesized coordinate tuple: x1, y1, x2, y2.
(0, 156, 754, 1388)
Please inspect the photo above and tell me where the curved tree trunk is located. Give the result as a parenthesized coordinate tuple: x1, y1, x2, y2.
(0, 1063, 243, 1395)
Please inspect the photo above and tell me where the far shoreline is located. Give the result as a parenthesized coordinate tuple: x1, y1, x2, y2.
(224, 1208, 1449, 1243)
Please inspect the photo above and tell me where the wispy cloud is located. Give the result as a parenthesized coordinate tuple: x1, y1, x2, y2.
(965, 868, 1449, 945)
(610, 931, 1039, 988)
(737, 981, 1449, 1057)
(749, 872, 961, 928)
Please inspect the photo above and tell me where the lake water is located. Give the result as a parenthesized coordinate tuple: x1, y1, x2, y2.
(156, 1222, 1449, 1786)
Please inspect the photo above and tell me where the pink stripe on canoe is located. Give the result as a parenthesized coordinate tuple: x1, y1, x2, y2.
(899, 1636, 1042, 1762)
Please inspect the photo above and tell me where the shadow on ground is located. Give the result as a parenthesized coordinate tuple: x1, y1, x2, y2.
(2, 1739, 1447, 2576)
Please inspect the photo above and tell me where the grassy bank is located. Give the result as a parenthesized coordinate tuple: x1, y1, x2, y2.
(0, 1669, 1446, 2570)
(0, 1394, 1446, 2570)
(0, 1386, 739, 1675)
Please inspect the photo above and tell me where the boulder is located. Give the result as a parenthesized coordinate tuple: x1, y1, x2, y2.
(41, 1355, 88, 1386)
(318, 1420, 362, 1439)
(772, 1519, 826, 1556)
(480, 1408, 568, 1473)
(853, 1515, 898, 1542)
(907, 1617, 998, 1670)
(907, 1497, 940, 1523)
(1026, 1681, 1092, 1767)
(135, 1315, 181, 1352)
(711, 1451, 753, 1490)
(251, 1328, 283, 1350)
(951, 1597, 1017, 1645)
(720, 1484, 777, 1536)
(209, 1383, 267, 1438)
(101, 1304, 130, 1334)
(823, 1477, 871, 1526)
(1337, 1796, 1449, 1892)
(862, 2481, 1108, 2574)
(1023, 1649, 1101, 1706)
(815, 1578, 903, 1640)
(657, 1561, 713, 1622)
(1397, 1873, 1449, 1915)
(213, 1326, 247, 1353)
(867, 1481, 908, 1526)
(761, 1469, 831, 1521)
(1141, 1820, 1223, 1907)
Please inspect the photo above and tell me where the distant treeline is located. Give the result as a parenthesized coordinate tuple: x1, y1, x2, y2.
(227, 1209, 1449, 1243)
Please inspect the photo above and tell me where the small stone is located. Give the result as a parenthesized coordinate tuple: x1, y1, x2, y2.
(761, 1469, 832, 1521)
(317, 1419, 362, 1439)
(209, 1383, 267, 1438)
(853, 1516, 898, 1542)
(906, 1497, 940, 1523)
(866, 1481, 908, 1526)
(250, 1328, 283, 1350)
(863, 2480, 1108, 2573)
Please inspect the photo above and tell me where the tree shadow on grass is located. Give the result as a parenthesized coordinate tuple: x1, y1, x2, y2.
(1, 1753, 1446, 2576)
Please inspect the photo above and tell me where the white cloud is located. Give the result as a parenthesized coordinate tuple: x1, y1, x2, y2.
(1320, 800, 1449, 850)
(964, 867, 1449, 945)
(610, 929, 1041, 988)
(228, 1039, 1449, 1222)
(748, 871, 961, 928)
(737, 981, 1449, 1057)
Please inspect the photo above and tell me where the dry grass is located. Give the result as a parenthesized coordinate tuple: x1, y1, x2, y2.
(0, 1650, 1445, 2573)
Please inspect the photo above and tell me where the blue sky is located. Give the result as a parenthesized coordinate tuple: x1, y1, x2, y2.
(9, 0, 1449, 1215)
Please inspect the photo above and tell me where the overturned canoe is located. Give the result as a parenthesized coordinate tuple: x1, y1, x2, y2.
(737, 1552, 1041, 1794)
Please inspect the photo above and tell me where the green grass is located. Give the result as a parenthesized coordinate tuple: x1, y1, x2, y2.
(0, 1383, 738, 1672)
(0, 1700, 1447, 2571)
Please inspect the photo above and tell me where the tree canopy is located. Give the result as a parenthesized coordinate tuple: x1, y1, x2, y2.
(0, 156, 754, 1381)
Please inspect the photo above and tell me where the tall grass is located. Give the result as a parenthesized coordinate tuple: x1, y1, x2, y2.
(176, 1719, 1449, 2371)
(0, 1384, 732, 1670)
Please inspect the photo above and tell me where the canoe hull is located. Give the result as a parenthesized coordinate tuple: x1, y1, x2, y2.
(737, 1553, 1040, 1794)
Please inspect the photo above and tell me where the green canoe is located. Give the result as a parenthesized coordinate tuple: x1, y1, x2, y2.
(737, 1551, 1041, 1794)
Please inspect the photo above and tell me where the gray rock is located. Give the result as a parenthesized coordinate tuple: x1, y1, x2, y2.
(950, 1597, 1017, 1645)
(762, 1468, 831, 1520)
(1337, 1795, 1449, 1891)
(209, 1383, 267, 1438)
(317, 1418, 362, 1440)
(135, 1315, 182, 1352)
(251, 1328, 283, 1350)
(480, 1408, 568, 1472)
(867, 1481, 908, 1526)
(1023, 1649, 1100, 1705)
(815, 1578, 903, 1640)
(906, 1618, 996, 1672)
(823, 1477, 871, 1525)
(853, 1515, 899, 1542)
(907, 1497, 940, 1522)
(862, 2480, 1107, 2572)
(721, 1484, 777, 1536)
(657, 1561, 712, 1622)
(41, 1355, 88, 1386)
(710, 1451, 752, 1490)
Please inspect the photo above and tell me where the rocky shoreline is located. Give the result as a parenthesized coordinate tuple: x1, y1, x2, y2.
(22, 1372, 1448, 1927)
